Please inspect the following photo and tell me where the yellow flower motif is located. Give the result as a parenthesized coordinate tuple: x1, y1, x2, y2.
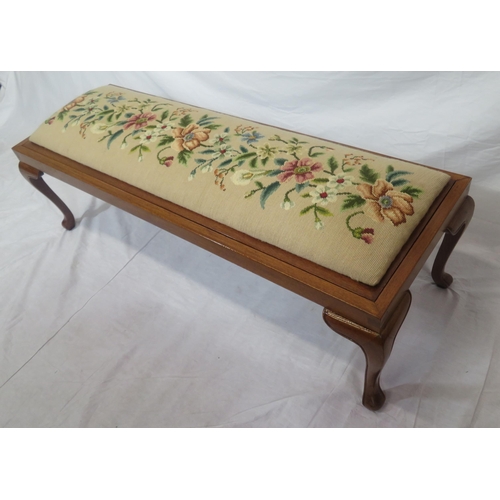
(286, 144, 303, 155)
(258, 144, 278, 159)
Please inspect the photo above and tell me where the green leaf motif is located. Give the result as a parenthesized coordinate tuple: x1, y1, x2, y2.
(177, 150, 191, 165)
(260, 181, 281, 209)
(158, 136, 175, 146)
(400, 186, 423, 198)
(254, 181, 264, 189)
(327, 156, 338, 174)
(309, 151, 324, 157)
(249, 156, 258, 169)
(315, 206, 333, 217)
(236, 152, 258, 161)
(300, 205, 315, 215)
(240, 145, 248, 153)
(160, 110, 169, 122)
(386, 170, 412, 183)
(359, 164, 379, 184)
(198, 116, 218, 126)
(274, 158, 288, 166)
(219, 158, 232, 168)
(179, 115, 193, 127)
(107, 129, 123, 149)
(314, 178, 330, 184)
(267, 169, 282, 177)
(386, 165, 394, 174)
(341, 194, 366, 211)
(391, 178, 410, 187)
(200, 149, 216, 155)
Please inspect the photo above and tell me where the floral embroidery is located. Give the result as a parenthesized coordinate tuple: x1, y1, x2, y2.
(124, 112, 157, 130)
(46, 89, 425, 242)
(172, 124, 211, 152)
(277, 158, 323, 184)
(357, 179, 415, 226)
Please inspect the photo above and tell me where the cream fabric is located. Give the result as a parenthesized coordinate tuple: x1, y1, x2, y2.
(30, 85, 450, 285)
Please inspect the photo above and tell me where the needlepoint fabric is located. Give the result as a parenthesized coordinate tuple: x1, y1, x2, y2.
(29, 85, 450, 285)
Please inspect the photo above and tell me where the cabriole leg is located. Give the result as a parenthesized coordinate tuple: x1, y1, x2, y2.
(432, 195, 474, 289)
(323, 290, 412, 411)
(19, 162, 75, 230)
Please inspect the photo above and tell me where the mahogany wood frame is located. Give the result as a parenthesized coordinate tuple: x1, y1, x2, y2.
(13, 137, 473, 411)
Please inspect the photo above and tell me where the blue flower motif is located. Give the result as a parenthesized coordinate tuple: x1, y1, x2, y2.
(241, 131, 264, 144)
(108, 95, 127, 105)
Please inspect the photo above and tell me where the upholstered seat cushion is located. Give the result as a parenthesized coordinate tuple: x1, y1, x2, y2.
(29, 84, 450, 285)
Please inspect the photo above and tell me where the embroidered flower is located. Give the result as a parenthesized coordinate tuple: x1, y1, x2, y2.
(212, 144, 234, 159)
(155, 123, 171, 133)
(124, 112, 157, 130)
(91, 122, 109, 134)
(171, 124, 211, 152)
(357, 179, 414, 226)
(84, 104, 99, 114)
(310, 185, 338, 205)
(352, 227, 375, 244)
(213, 133, 228, 145)
(277, 158, 323, 184)
(160, 156, 174, 167)
(361, 228, 374, 243)
(106, 93, 126, 105)
(344, 153, 369, 167)
(231, 170, 255, 186)
(281, 200, 295, 210)
(286, 144, 303, 156)
(140, 130, 159, 144)
(328, 174, 354, 190)
(241, 130, 264, 144)
(257, 144, 278, 159)
(235, 125, 254, 135)
(172, 108, 192, 117)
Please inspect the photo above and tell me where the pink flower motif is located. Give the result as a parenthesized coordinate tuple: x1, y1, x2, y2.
(164, 156, 174, 167)
(124, 112, 157, 130)
(277, 158, 323, 184)
(361, 228, 374, 244)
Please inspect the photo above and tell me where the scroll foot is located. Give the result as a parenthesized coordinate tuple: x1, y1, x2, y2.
(323, 291, 412, 411)
(19, 162, 75, 230)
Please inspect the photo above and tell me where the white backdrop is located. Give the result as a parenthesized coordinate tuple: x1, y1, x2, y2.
(1, 71, 499, 427)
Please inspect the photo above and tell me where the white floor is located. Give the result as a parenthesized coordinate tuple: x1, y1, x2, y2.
(1, 71, 499, 427)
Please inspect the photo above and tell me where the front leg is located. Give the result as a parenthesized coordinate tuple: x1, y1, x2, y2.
(432, 195, 474, 288)
(323, 291, 412, 411)
(19, 162, 75, 230)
